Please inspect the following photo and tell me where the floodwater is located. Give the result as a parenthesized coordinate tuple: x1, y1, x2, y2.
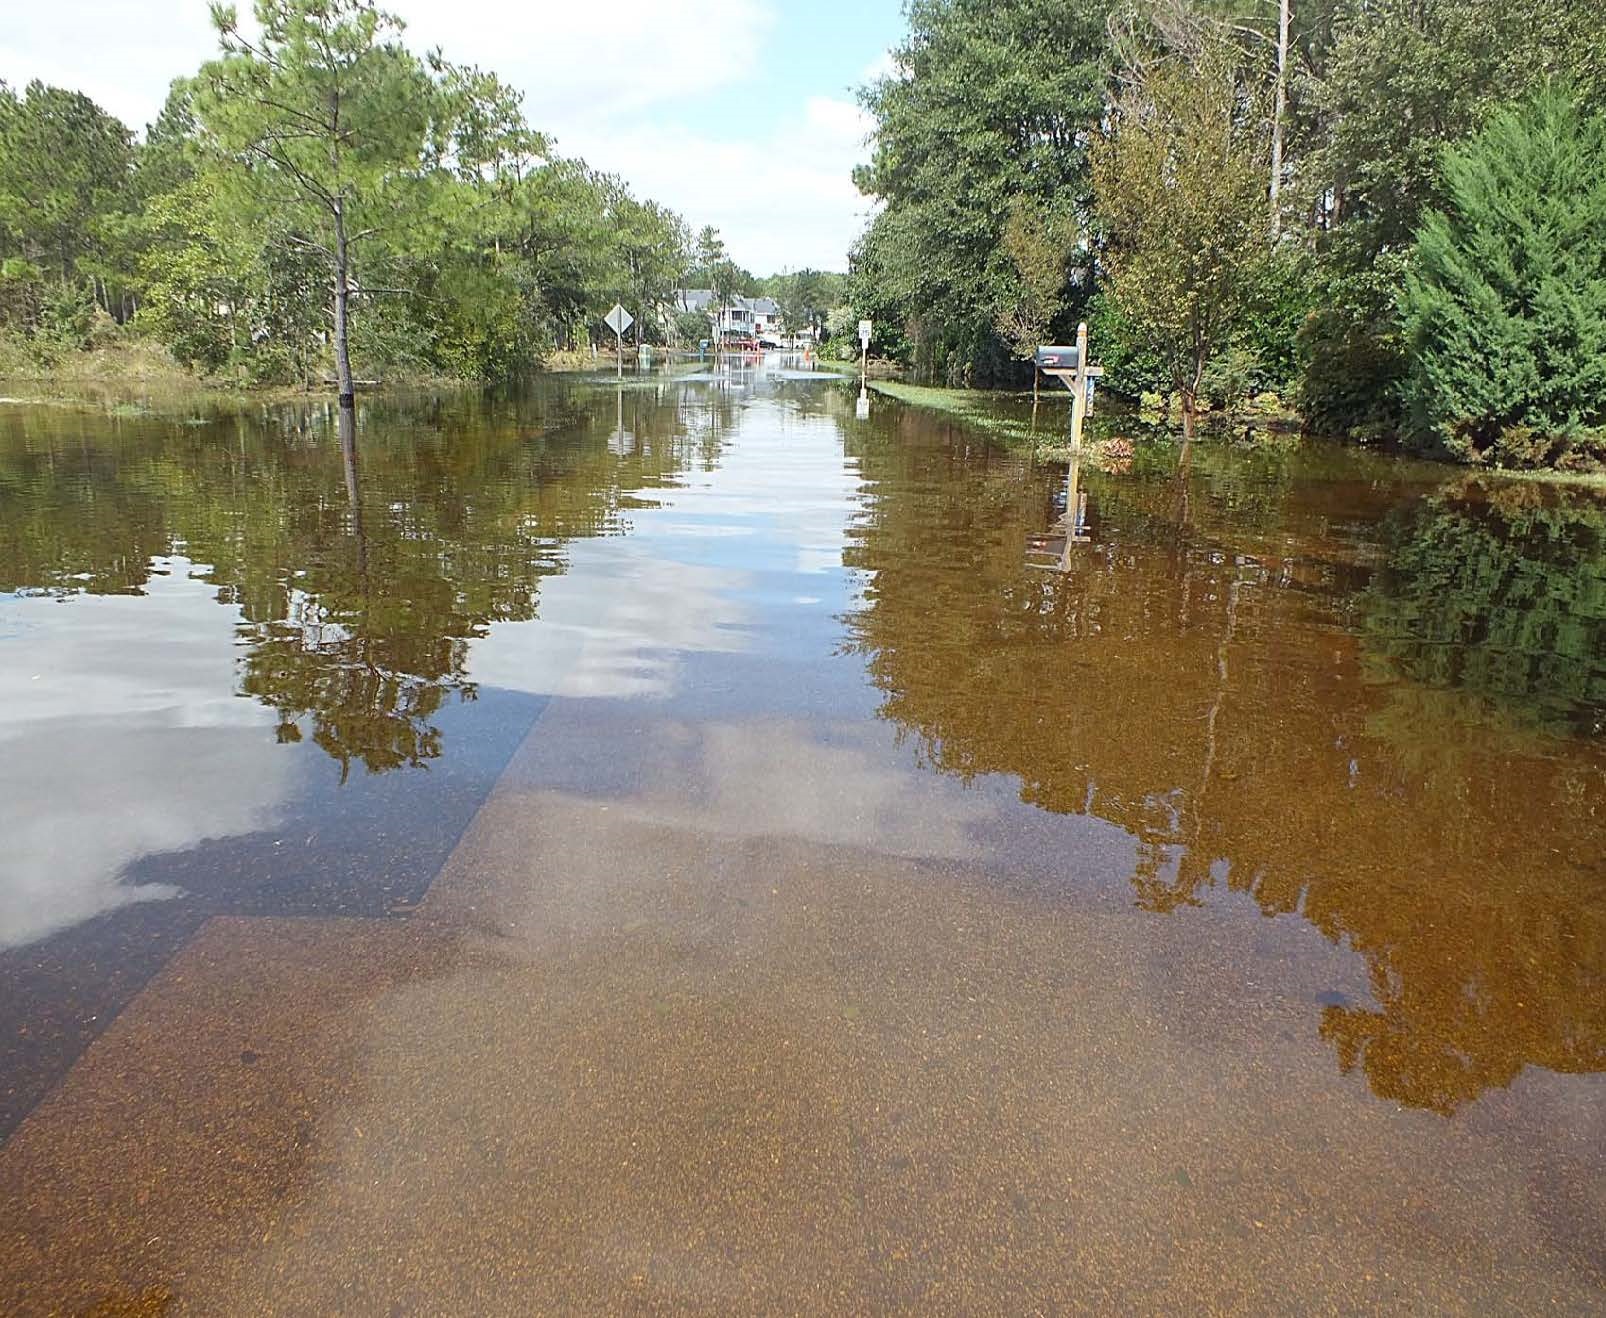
(0, 364, 1601, 1312)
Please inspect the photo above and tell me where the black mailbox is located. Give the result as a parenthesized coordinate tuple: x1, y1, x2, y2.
(1035, 345, 1080, 370)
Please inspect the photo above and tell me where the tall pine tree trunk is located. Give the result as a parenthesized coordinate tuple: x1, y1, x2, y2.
(1270, 0, 1290, 238)
(332, 196, 355, 408)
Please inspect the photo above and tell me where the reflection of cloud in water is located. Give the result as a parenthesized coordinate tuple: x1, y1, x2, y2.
(467, 541, 752, 699)
(470, 400, 860, 702)
(656, 719, 993, 861)
(0, 561, 290, 948)
(677, 403, 861, 577)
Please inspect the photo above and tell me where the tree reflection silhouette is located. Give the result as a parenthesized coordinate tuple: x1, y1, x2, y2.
(0, 385, 729, 776)
(841, 407, 1605, 1114)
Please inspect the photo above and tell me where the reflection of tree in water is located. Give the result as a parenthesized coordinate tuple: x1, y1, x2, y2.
(841, 408, 1605, 1114)
(0, 384, 712, 775)
(1362, 479, 1606, 737)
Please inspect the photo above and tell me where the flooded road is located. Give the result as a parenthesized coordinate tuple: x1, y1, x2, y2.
(1, 367, 1602, 1312)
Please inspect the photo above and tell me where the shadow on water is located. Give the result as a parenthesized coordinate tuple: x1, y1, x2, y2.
(841, 396, 1605, 1116)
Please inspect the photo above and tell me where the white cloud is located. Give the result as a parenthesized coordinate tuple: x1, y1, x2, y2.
(684, 718, 994, 860)
(0, 3, 217, 130)
(861, 48, 900, 84)
(401, 0, 774, 127)
(561, 95, 874, 272)
(468, 540, 753, 700)
(1, 0, 775, 131)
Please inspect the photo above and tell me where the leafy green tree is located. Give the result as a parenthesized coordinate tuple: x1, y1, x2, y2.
(607, 189, 689, 344)
(993, 198, 1078, 388)
(1091, 35, 1270, 436)
(774, 269, 842, 339)
(0, 80, 134, 319)
(195, 0, 522, 403)
(1399, 85, 1606, 468)
(709, 258, 743, 345)
(673, 307, 711, 346)
(693, 225, 725, 278)
(854, 0, 1112, 383)
(1295, 0, 1606, 438)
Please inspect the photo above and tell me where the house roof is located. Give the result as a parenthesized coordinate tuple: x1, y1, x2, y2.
(673, 290, 783, 317)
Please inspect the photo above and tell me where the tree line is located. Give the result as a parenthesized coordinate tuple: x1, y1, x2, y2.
(0, 1, 847, 389)
(852, 0, 1606, 467)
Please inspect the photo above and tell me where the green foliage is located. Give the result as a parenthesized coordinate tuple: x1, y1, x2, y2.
(0, 80, 133, 284)
(673, 308, 711, 345)
(0, 2, 695, 388)
(36, 282, 97, 351)
(607, 190, 690, 340)
(1232, 243, 1312, 395)
(851, 0, 1606, 467)
(1399, 85, 1606, 468)
(994, 198, 1079, 362)
(0, 79, 139, 333)
(137, 168, 324, 382)
(1293, 0, 1606, 436)
(1296, 245, 1410, 439)
(1088, 291, 1168, 398)
(1363, 481, 1606, 732)
(768, 268, 843, 338)
(1091, 36, 1270, 432)
(853, 0, 1111, 380)
(194, 0, 483, 391)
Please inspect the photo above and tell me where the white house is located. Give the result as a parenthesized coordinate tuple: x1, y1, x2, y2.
(674, 290, 785, 341)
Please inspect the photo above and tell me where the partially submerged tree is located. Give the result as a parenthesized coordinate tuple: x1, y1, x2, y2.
(1400, 84, 1606, 468)
(1092, 36, 1270, 436)
(195, 0, 524, 406)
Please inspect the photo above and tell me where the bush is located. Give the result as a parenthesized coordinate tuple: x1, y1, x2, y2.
(673, 309, 710, 346)
(1236, 245, 1315, 396)
(1400, 84, 1606, 468)
(1090, 291, 1168, 399)
(0, 258, 44, 334)
(1297, 248, 1411, 441)
(38, 282, 97, 351)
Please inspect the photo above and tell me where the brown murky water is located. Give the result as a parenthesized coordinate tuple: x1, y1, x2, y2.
(1, 365, 1602, 1312)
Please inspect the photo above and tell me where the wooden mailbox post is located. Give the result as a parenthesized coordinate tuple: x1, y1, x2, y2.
(1034, 321, 1103, 454)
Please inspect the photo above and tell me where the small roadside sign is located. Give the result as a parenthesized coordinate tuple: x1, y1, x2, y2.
(858, 319, 872, 347)
(605, 303, 634, 376)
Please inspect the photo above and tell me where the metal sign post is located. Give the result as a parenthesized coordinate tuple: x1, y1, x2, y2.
(858, 319, 872, 380)
(604, 303, 634, 377)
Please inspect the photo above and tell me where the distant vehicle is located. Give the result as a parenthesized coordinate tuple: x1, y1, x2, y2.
(758, 337, 781, 349)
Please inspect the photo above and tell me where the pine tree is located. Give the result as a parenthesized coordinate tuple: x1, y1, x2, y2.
(1401, 84, 1606, 468)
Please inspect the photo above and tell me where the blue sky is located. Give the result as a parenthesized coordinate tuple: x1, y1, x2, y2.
(0, 0, 906, 273)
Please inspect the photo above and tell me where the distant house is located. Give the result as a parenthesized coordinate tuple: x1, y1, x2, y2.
(674, 290, 787, 341)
